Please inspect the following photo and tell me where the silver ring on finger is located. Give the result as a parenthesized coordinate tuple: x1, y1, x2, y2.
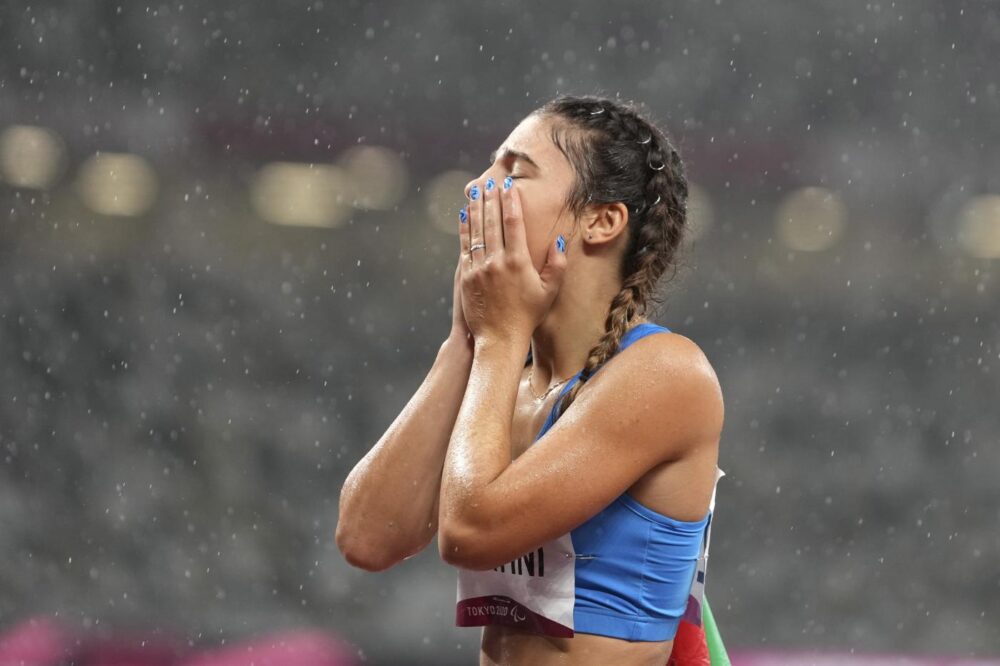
(469, 242, 486, 253)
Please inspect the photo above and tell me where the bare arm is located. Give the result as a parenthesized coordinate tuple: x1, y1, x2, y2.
(336, 251, 478, 570)
(336, 333, 473, 571)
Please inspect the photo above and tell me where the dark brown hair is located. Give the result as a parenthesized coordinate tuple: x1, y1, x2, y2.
(527, 94, 690, 419)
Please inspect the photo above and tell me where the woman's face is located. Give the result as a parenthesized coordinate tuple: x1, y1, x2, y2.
(464, 114, 578, 272)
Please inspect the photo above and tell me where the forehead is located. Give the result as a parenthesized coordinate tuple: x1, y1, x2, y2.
(496, 114, 566, 170)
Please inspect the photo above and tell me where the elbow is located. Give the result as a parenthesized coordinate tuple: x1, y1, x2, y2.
(438, 519, 498, 571)
(335, 522, 401, 573)
(340, 545, 397, 573)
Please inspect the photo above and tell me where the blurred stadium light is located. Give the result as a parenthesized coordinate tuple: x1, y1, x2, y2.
(250, 161, 351, 228)
(775, 186, 847, 252)
(0, 124, 65, 190)
(425, 169, 477, 235)
(687, 181, 714, 242)
(75, 152, 158, 217)
(955, 194, 1000, 259)
(337, 145, 409, 211)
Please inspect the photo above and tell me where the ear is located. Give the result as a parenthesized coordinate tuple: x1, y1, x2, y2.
(583, 202, 630, 244)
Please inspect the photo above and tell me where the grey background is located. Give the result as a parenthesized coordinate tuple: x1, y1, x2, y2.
(1, 1, 998, 663)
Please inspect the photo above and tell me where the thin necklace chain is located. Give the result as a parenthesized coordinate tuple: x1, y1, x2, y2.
(525, 320, 646, 402)
(527, 365, 572, 401)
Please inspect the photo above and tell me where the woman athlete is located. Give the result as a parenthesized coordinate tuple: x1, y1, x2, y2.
(337, 94, 725, 666)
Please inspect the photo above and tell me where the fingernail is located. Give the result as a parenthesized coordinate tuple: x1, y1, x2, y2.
(459, 207, 468, 224)
(556, 235, 566, 253)
(485, 177, 495, 192)
(470, 184, 480, 200)
(503, 176, 513, 190)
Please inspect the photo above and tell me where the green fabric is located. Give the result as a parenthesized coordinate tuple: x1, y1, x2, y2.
(703, 595, 731, 666)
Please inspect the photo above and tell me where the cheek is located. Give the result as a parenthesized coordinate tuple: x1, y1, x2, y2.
(517, 196, 547, 271)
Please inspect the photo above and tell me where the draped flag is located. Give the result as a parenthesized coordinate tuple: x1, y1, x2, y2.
(666, 594, 730, 666)
(666, 468, 729, 665)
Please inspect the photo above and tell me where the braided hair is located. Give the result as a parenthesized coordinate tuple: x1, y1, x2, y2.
(526, 94, 690, 419)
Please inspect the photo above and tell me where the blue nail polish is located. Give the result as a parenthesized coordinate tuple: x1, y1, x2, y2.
(470, 184, 480, 200)
(556, 235, 566, 253)
(485, 177, 495, 191)
(459, 207, 468, 224)
(503, 176, 513, 190)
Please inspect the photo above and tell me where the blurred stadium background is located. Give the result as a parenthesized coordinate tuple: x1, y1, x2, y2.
(1, 1, 998, 664)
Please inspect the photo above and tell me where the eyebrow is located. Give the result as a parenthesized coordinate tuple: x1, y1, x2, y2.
(489, 147, 541, 171)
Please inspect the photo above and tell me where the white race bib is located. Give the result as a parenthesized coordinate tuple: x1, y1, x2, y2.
(456, 531, 577, 637)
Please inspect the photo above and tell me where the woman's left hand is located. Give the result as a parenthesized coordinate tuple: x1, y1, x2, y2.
(459, 175, 568, 345)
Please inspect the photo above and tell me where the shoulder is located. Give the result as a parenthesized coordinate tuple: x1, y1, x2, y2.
(623, 330, 721, 390)
(580, 330, 724, 454)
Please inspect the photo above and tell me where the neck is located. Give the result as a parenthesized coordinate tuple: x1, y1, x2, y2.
(527, 257, 645, 395)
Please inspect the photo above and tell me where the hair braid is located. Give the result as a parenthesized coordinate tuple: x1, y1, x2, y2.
(526, 95, 689, 419)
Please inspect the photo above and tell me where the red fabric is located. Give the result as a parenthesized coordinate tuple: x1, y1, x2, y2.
(665, 619, 711, 666)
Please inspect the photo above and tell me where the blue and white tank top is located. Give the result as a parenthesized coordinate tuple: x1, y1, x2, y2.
(455, 322, 724, 642)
